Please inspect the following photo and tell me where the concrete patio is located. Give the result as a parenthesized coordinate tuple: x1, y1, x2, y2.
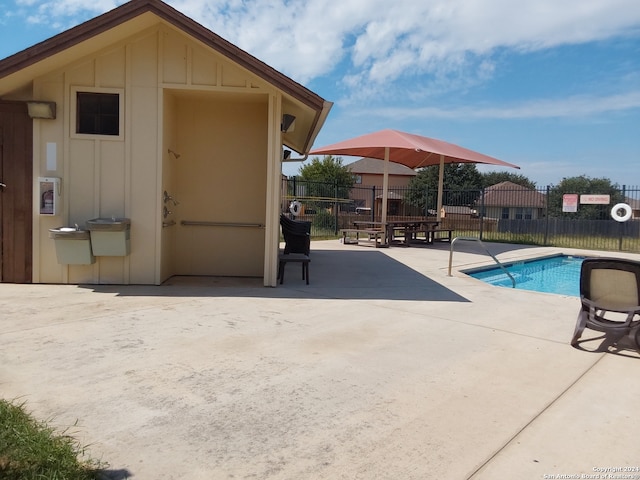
(1, 239, 639, 479)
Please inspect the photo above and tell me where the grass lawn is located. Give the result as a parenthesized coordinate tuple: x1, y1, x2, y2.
(0, 399, 103, 480)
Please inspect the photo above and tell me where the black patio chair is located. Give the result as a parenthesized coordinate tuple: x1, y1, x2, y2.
(278, 214, 312, 284)
(571, 258, 640, 349)
(280, 214, 311, 255)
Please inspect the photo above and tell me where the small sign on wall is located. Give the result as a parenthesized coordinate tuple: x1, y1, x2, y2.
(46, 142, 57, 171)
(38, 177, 60, 215)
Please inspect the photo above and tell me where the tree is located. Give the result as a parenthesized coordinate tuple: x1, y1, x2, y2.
(481, 171, 536, 189)
(404, 163, 539, 211)
(405, 163, 484, 210)
(292, 155, 354, 206)
(410, 163, 483, 190)
(547, 175, 624, 219)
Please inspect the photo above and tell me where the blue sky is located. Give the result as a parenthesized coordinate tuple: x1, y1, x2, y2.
(1, 0, 639, 187)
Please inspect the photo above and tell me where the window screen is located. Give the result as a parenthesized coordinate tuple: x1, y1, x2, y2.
(76, 92, 120, 136)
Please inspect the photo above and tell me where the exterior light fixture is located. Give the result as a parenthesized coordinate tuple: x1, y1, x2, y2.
(27, 101, 57, 119)
(281, 114, 296, 133)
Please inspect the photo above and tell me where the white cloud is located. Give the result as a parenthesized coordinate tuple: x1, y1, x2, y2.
(8, 0, 640, 94)
(357, 91, 640, 121)
(20, 0, 122, 28)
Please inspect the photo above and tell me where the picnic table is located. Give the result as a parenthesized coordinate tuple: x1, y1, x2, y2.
(346, 219, 452, 246)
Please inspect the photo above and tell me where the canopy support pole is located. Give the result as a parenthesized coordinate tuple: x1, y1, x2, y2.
(381, 146, 390, 245)
(436, 154, 444, 221)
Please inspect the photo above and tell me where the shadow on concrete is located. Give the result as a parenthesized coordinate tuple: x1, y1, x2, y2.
(82, 249, 469, 302)
(572, 332, 640, 360)
(95, 468, 134, 479)
(423, 239, 542, 256)
(304, 249, 469, 301)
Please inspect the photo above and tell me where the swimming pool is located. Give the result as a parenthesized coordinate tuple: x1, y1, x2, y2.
(465, 254, 585, 297)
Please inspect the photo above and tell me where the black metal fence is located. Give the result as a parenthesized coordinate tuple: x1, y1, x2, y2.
(282, 177, 640, 253)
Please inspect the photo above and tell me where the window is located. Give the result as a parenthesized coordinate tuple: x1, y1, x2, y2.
(76, 92, 120, 136)
(516, 208, 533, 220)
(354, 175, 362, 184)
(501, 207, 510, 220)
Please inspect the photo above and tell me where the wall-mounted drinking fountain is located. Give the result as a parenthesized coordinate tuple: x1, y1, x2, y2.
(49, 226, 95, 264)
(86, 217, 131, 256)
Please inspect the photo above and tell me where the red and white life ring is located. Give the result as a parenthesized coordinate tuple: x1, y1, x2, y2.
(611, 203, 632, 222)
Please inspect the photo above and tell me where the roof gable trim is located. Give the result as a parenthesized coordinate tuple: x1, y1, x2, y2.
(0, 0, 324, 111)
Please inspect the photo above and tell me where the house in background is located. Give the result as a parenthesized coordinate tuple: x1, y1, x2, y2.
(441, 205, 477, 218)
(348, 157, 417, 188)
(347, 157, 417, 213)
(625, 197, 640, 219)
(479, 181, 546, 220)
(0, 0, 331, 286)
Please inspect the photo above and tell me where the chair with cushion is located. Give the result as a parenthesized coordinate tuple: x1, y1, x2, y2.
(571, 258, 640, 349)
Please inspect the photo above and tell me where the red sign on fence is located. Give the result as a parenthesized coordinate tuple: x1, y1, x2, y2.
(562, 194, 579, 213)
(580, 194, 611, 205)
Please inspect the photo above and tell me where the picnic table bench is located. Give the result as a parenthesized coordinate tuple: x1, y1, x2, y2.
(340, 228, 385, 247)
(429, 228, 453, 243)
(402, 224, 453, 244)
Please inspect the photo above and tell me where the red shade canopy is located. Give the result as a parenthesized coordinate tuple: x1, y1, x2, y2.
(310, 129, 519, 170)
(309, 129, 519, 237)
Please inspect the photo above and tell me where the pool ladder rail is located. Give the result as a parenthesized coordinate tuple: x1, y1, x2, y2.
(448, 236, 516, 288)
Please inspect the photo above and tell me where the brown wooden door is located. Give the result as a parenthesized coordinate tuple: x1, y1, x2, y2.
(0, 101, 33, 283)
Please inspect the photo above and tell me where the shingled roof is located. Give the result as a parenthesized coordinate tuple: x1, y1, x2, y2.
(347, 157, 417, 176)
(481, 181, 546, 208)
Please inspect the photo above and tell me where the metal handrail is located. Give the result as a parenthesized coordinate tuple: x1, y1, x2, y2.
(448, 236, 516, 288)
(181, 221, 264, 228)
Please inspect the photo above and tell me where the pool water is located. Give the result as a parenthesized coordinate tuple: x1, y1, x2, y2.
(466, 255, 585, 297)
